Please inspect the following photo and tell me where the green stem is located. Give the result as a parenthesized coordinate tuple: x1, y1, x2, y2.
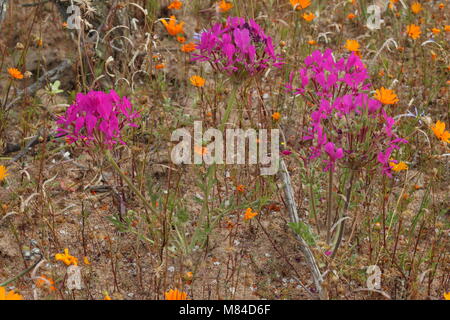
(104, 150, 157, 216)
(219, 85, 238, 132)
(310, 181, 321, 235)
(331, 170, 356, 258)
(0, 255, 43, 287)
(326, 169, 333, 244)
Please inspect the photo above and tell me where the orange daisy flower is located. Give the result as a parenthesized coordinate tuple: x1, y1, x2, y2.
(190, 75, 205, 87)
(389, 161, 408, 172)
(272, 112, 281, 120)
(7, 68, 24, 80)
(411, 2, 423, 14)
(35, 275, 56, 291)
(244, 208, 258, 221)
(290, 0, 311, 10)
(374, 87, 399, 105)
(165, 289, 188, 300)
(181, 43, 196, 53)
(161, 16, 184, 36)
(55, 248, 78, 266)
(344, 39, 360, 52)
(406, 24, 421, 39)
(0, 287, 23, 300)
(431, 121, 450, 143)
(431, 28, 441, 35)
(0, 165, 9, 182)
(302, 12, 315, 22)
(217, 0, 233, 12)
(168, 0, 183, 10)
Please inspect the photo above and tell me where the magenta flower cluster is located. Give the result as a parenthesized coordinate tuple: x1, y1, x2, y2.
(192, 17, 283, 77)
(56, 90, 139, 149)
(287, 49, 406, 175)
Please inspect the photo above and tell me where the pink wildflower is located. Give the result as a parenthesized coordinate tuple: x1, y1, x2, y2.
(287, 50, 407, 175)
(56, 90, 139, 149)
(192, 17, 283, 78)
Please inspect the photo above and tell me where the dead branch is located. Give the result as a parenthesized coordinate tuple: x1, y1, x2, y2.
(0, 0, 7, 25)
(279, 159, 327, 299)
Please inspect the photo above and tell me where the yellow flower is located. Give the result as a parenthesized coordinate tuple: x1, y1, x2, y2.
(244, 208, 258, 221)
(290, 0, 311, 10)
(272, 112, 281, 121)
(374, 87, 399, 105)
(55, 248, 79, 266)
(217, 0, 233, 12)
(344, 39, 360, 52)
(165, 289, 188, 300)
(190, 75, 205, 87)
(431, 121, 450, 143)
(302, 12, 315, 22)
(83, 256, 91, 265)
(411, 2, 422, 14)
(406, 24, 421, 40)
(7, 67, 24, 80)
(168, 0, 183, 10)
(104, 295, 112, 300)
(181, 42, 196, 53)
(389, 161, 408, 172)
(0, 165, 9, 182)
(0, 286, 23, 300)
(444, 292, 450, 300)
(161, 16, 184, 36)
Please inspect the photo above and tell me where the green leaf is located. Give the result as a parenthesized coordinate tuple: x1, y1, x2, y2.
(288, 221, 317, 246)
